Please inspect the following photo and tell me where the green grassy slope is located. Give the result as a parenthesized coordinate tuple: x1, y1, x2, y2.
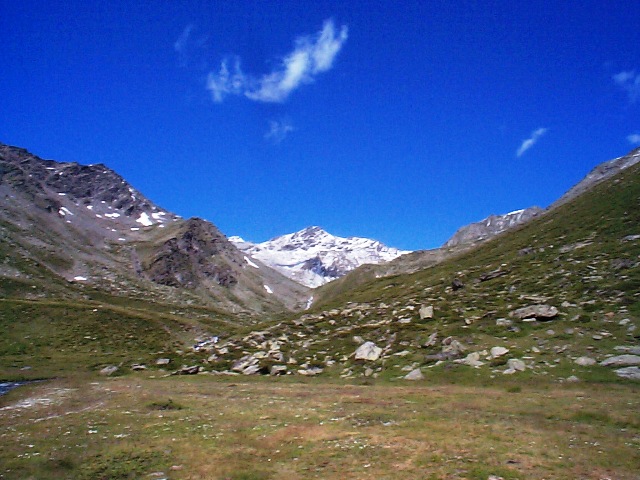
(203, 161, 639, 382)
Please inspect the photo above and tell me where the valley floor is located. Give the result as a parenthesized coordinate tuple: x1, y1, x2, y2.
(0, 375, 638, 479)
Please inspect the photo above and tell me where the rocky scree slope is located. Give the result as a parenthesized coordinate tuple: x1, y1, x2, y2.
(0, 143, 308, 315)
(230, 226, 409, 288)
(191, 152, 640, 382)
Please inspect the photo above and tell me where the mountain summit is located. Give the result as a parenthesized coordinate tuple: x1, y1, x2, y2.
(231, 226, 410, 288)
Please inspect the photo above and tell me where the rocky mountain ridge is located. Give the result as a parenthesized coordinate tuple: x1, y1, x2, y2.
(443, 207, 544, 248)
(0, 143, 309, 314)
(230, 226, 410, 288)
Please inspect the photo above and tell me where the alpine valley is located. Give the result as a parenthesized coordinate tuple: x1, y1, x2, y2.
(1, 142, 640, 479)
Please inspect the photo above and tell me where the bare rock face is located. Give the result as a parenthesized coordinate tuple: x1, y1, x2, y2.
(443, 207, 543, 248)
(141, 218, 238, 289)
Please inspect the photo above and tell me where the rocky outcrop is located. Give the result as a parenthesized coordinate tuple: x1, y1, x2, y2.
(141, 218, 238, 289)
(443, 207, 543, 248)
(551, 147, 640, 208)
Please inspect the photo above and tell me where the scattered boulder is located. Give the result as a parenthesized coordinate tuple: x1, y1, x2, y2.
(131, 364, 147, 371)
(270, 365, 288, 376)
(242, 365, 261, 375)
(441, 337, 465, 358)
(231, 355, 259, 373)
(175, 365, 201, 375)
(156, 358, 171, 366)
(495, 318, 513, 327)
(490, 346, 509, 358)
(423, 332, 438, 347)
(355, 342, 383, 361)
(100, 365, 118, 376)
(479, 269, 509, 282)
(404, 368, 424, 380)
(457, 352, 484, 367)
(574, 356, 596, 366)
(511, 304, 559, 321)
(451, 278, 464, 291)
(419, 305, 434, 320)
(503, 358, 526, 374)
(600, 355, 640, 367)
(614, 366, 640, 380)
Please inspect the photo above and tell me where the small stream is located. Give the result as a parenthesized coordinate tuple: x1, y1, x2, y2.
(0, 382, 28, 396)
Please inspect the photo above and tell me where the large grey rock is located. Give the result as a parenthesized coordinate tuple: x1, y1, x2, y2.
(600, 355, 640, 367)
(574, 356, 596, 366)
(354, 341, 383, 361)
(614, 366, 640, 380)
(231, 354, 258, 372)
(419, 305, 434, 320)
(511, 305, 559, 321)
(404, 368, 424, 380)
(457, 352, 484, 367)
(99, 365, 118, 376)
(490, 346, 509, 358)
(503, 358, 526, 374)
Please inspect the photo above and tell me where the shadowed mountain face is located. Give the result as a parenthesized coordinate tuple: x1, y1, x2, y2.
(0, 143, 309, 315)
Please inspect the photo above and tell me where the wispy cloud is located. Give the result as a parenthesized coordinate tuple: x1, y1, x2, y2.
(174, 24, 208, 68)
(628, 132, 640, 144)
(613, 70, 640, 103)
(265, 119, 295, 143)
(206, 19, 348, 103)
(516, 127, 548, 157)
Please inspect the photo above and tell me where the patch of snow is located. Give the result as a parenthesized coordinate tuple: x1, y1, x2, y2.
(507, 209, 525, 216)
(264, 285, 273, 294)
(86, 205, 93, 210)
(104, 213, 120, 218)
(73, 276, 87, 281)
(130, 227, 139, 231)
(229, 235, 246, 243)
(305, 296, 314, 310)
(59, 207, 73, 216)
(58, 193, 66, 196)
(95, 214, 103, 218)
(118, 238, 126, 241)
(151, 212, 166, 221)
(244, 256, 260, 269)
(136, 212, 153, 226)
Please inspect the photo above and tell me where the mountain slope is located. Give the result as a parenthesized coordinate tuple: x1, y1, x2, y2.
(231, 226, 409, 288)
(205, 151, 640, 381)
(0, 143, 309, 315)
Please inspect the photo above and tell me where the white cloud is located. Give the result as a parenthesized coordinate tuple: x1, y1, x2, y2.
(206, 19, 348, 103)
(516, 127, 548, 157)
(628, 132, 640, 144)
(613, 70, 640, 103)
(174, 24, 194, 54)
(265, 119, 295, 143)
(206, 57, 246, 102)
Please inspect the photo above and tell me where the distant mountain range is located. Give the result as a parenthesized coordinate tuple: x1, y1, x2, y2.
(230, 227, 409, 288)
(1, 141, 639, 317)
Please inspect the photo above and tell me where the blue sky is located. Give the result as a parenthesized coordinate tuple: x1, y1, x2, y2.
(1, 1, 639, 250)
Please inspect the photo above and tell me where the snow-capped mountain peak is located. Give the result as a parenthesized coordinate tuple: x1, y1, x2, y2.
(231, 227, 410, 288)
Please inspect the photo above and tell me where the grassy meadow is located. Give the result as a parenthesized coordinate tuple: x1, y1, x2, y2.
(1, 374, 638, 480)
